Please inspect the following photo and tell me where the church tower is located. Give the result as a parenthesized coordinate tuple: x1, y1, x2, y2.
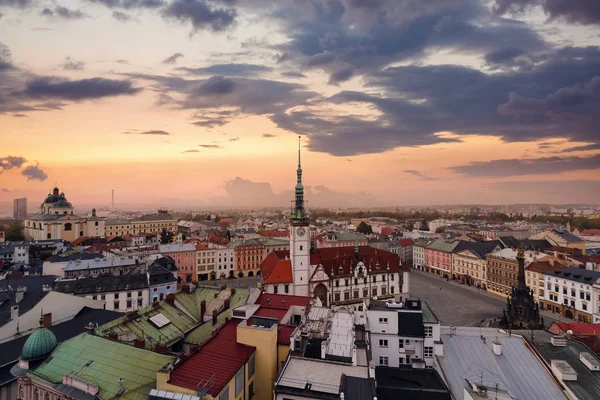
(290, 137, 311, 296)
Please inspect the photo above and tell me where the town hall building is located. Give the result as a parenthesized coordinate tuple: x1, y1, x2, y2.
(260, 140, 409, 305)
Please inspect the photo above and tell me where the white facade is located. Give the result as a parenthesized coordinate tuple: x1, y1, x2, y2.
(543, 270, 600, 323)
(13, 244, 30, 264)
(216, 246, 235, 279)
(83, 289, 150, 312)
(413, 244, 426, 269)
(290, 223, 311, 296)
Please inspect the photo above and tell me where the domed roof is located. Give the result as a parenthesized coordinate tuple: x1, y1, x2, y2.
(21, 322, 57, 361)
(44, 194, 62, 204)
(51, 199, 73, 208)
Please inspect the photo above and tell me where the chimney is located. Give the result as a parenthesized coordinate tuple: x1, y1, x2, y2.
(84, 323, 95, 334)
(321, 340, 326, 359)
(212, 309, 218, 325)
(182, 284, 190, 294)
(155, 344, 168, 353)
(224, 298, 230, 310)
(492, 339, 502, 356)
(15, 287, 25, 304)
(166, 293, 176, 304)
(200, 300, 207, 317)
(10, 305, 18, 321)
(134, 338, 146, 348)
(231, 288, 236, 296)
(214, 293, 218, 299)
(42, 313, 52, 328)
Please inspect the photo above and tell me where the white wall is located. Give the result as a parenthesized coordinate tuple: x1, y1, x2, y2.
(83, 289, 150, 312)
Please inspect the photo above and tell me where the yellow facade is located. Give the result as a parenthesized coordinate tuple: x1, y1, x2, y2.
(277, 345, 289, 373)
(236, 321, 278, 400)
(105, 216, 177, 237)
(452, 250, 486, 287)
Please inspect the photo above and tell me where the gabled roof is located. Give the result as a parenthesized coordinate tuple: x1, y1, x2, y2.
(28, 333, 175, 400)
(169, 319, 255, 396)
(552, 229, 584, 243)
(0, 275, 57, 326)
(261, 252, 293, 284)
(256, 293, 312, 310)
(453, 240, 501, 259)
(53, 273, 148, 295)
(148, 265, 177, 286)
(526, 260, 560, 274)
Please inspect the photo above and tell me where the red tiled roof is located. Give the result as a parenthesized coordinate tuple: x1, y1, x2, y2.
(277, 324, 296, 345)
(380, 226, 396, 236)
(582, 229, 600, 235)
(260, 230, 289, 238)
(71, 236, 91, 246)
(254, 307, 289, 322)
(195, 243, 208, 250)
(399, 238, 415, 246)
(255, 293, 312, 310)
(169, 319, 255, 396)
(551, 322, 600, 337)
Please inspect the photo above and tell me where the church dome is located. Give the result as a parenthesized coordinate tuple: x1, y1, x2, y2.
(21, 323, 57, 361)
(43, 187, 62, 204)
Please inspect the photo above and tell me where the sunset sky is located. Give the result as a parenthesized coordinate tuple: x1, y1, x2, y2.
(1, 0, 599, 210)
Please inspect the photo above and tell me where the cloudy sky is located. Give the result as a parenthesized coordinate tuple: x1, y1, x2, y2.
(1, 0, 599, 210)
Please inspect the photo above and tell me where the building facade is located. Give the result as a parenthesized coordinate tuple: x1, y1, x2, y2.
(487, 248, 547, 296)
(24, 188, 105, 241)
(105, 210, 177, 237)
(216, 245, 235, 279)
(233, 239, 266, 277)
(424, 239, 459, 277)
(543, 267, 600, 323)
(412, 238, 428, 270)
(451, 241, 501, 288)
(13, 198, 27, 220)
(159, 243, 197, 283)
(367, 299, 441, 369)
(196, 244, 217, 280)
(148, 264, 178, 302)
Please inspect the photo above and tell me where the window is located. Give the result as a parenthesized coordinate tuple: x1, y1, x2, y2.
(64, 223, 72, 231)
(127, 300, 132, 308)
(399, 339, 404, 348)
(344, 292, 350, 300)
(284, 284, 289, 293)
(114, 301, 120, 309)
(571, 289, 576, 297)
(379, 339, 388, 348)
(336, 280, 339, 287)
(372, 287, 377, 297)
(425, 326, 433, 338)
(363, 288, 368, 297)
(248, 355, 255, 377)
(273, 285, 278, 294)
(235, 368, 244, 396)
(379, 356, 389, 366)
(127, 292, 132, 298)
(379, 317, 388, 324)
(300, 245, 303, 251)
(345, 279, 349, 286)
(101, 295, 106, 301)
(219, 386, 229, 400)
(249, 381, 254, 399)
(334, 292, 340, 302)
(354, 290, 359, 299)
(583, 303, 588, 311)
(424, 346, 433, 358)
(586, 293, 591, 301)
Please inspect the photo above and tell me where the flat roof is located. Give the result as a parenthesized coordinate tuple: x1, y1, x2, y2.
(326, 311, 354, 359)
(277, 357, 368, 395)
(64, 256, 138, 271)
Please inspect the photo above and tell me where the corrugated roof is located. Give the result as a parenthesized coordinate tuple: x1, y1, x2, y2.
(439, 331, 565, 400)
(277, 324, 296, 345)
(29, 333, 175, 400)
(169, 319, 256, 396)
(254, 307, 289, 322)
(256, 293, 312, 310)
(175, 286, 221, 320)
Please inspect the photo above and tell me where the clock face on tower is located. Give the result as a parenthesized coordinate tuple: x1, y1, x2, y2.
(296, 227, 306, 237)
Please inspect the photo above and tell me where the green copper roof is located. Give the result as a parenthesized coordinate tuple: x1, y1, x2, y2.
(175, 285, 221, 320)
(21, 325, 57, 361)
(29, 333, 175, 400)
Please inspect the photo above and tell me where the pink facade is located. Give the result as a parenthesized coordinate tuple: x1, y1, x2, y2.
(424, 248, 453, 276)
(163, 250, 196, 283)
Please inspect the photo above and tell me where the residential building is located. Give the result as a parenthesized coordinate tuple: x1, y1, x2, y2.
(11, 332, 176, 400)
(53, 273, 150, 311)
(412, 238, 429, 270)
(318, 232, 368, 248)
(105, 210, 177, 237)
(424, 239, 459, 277)
(13, 198, 27, 220)
(438, 327, 566, 400)
(23, 188, 105, 241)
(389, 238, 414, 267)
(486, 248, 548, 296)
(216, 244, 235, 279)
(196, 243, 217, 280)
(233, 238, 265, 277)
(43, 255, 141, 278)
(533, 229, 586, 254)
(148, 264, 178, 302)
(367, 299, 441, 368)
(452, 240, 502, 288)
(526, 259, 563, 307)
(543, 267, 600, 323)
(159, 243, 197, 283)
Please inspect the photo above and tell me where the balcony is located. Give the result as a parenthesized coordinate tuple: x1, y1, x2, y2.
(399, 346, 416, 355)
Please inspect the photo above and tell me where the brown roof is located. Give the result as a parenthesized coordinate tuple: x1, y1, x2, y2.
(526, 260, 561, 274)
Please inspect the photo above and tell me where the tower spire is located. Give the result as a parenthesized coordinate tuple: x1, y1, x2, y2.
(292, 136, 306, 221)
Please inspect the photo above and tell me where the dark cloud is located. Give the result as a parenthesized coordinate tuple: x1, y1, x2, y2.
(0, 156, 27, 173)
(182, 149, 200, 153)
(112, 11, 133, 21)
(84, 0, 164, 9)
(1, 188, 9, 193)
(484, 47, 525, 65)
(562, 143, 600, 152)
(161, 0, 237, 33)
(163, 52, 184, 64)
(194, 76, 235, 95)
(122, 129, 170, 135)
(191, 110, 235, 128)
(41, 6, 88, 19)
(198, 144, 222, 149)
(178, 63, 272, 76)
(62, 57, 84, 70)
(0, 0, 33, 8)
(328, 66, 354, 84)
(450, 154, 600, 177)
(262, 133, 277, 138)
(404, 170, 438, 181)
(281, 71, 306, 78)
(21, 164, 48, 181)
(494, 0, 600, 25)
(21, 77, 141, 100)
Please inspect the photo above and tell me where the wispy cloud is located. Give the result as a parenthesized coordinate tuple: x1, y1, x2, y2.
(404, 170, 438, 181)
(62, 56, 84, 70)
(162, 52, 184, 64)
(122, 129, 170, 135)
(262, 133, 276, 138)
(182, 149, 200, 153)
(229, 137, 239, 142)
(198, 144, 222, 149)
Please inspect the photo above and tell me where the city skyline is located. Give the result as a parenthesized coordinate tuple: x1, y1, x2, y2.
(1, 0, 600, 206)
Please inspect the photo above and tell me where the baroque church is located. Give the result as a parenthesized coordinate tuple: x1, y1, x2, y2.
(260, 140, 409, 306)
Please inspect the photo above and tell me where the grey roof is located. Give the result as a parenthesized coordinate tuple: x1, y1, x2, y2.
(426, 239, 459, 253)
(552, 229, 584, 243)
(439, 330, 565, 400)
(413, 238, 431, 248)
(148, 265, 177, 286)
(421, 302, 439, 324)
(531, 330, 600, 400)
(0, 275, 57, 326)
(544, 266, 600, 283)
(46, 252, 103, 262)
(340, 375, 376, 400)
(53, 273, 148, 295)
(453, 240, 501, 258)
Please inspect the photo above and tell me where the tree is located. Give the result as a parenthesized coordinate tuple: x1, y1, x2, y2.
(421, 220, 429, 231)
(160, 228, 172, 244)
(214, 215, 221, 222)
(5, 222, 24, 241)
(357, 221, 373, 235)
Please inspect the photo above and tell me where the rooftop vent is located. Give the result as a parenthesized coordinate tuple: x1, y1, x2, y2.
(551, 360, 577, 382)
(551, 336, 567, 347)
(492, 339, 502, 356)
(580, 352, 600, 371)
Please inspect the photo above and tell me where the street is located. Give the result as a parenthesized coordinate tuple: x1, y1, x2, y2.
(410, 270, 567, 327)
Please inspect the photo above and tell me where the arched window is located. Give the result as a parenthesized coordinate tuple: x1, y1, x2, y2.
(64, 223, 72, 231)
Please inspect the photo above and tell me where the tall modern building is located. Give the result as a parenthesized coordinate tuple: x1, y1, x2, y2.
(13, 198, 27, 220)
